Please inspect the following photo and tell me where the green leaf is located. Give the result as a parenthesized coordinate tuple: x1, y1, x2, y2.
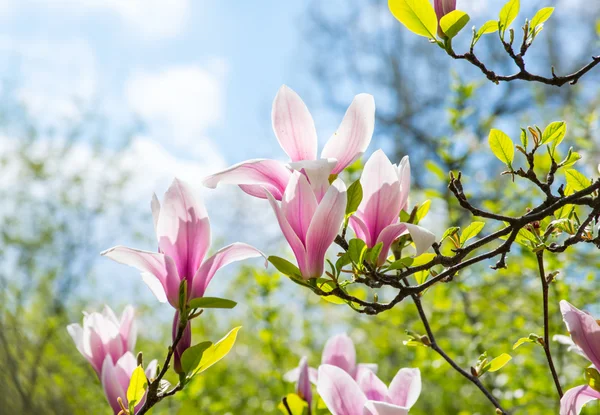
(387, 257, 414, 271)
(530, 7, 554, 30)
(411, 252, 436, 267)
(565, 169, 591, 193)
(499, 0, 520, 37)
(188, 327, 241, 378)
(425, 160, 446, 181)
(335, 252, 351, 274)
(440, 10, 470, 39)
(127, 365, 148, 409)
(512, 337, 534, 349)
(488, 129, 514, 167)
(388, 0, 438, 39)
(541, 121, 566, 145)
(278, 394, 309, 415)
(316, 279, 346, 304)
(586, 367, 600, 393)
(560, 148, 581, 168)
(520, 128, 528, 150)
(180, 341, 212, 375)
(441, 227, 460, 242)
(269, 256, 302, 279)
(415, 200, 431, 223)
(348, 239, 367, 267)
(476, 20, 499, 38)
(459, 221, 485, 245)
(345, 180, 363, 217)
(486, 353, 512, 372)
(188, 297, 237, 310)
(369, 242, 384, 264)
(414, 269, 428, 285)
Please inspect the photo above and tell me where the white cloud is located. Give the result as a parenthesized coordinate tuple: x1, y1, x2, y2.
(125, 62, 228, 156)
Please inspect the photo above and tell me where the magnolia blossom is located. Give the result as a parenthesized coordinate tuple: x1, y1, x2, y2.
(559, 300, 600, 414)
(203, 85, 375, 201)
(101, 352, 157, 414)
(296, 356, 313, 406)
(102, 178, 265, 308)
(349, 150, 435, 265)
(285, 333, 377, 384)
(67, 305, 136, 376)
(317, 364, 421, 415)
(267, 171, 347, 279)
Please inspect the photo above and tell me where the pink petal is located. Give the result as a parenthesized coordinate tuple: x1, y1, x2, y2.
(101, 246, 181, 307)
(272, 85, 318, 162)
(101, 355, 126, 414)
(203, 158, 292, 200)
(289, 158, 337, 202)
(375, 223, 408, 266)
(358, 150, 402, 242)
(317, 364, 367, 415)
(396, 156, 410, 212)
(305, 178, 347, 278)
(321, 333, 357, 375)
(321, 93, 375, 175)
(265, 188, 309, 277)
(190, 242, 266, 299)
(145, 359, 158, 380)
(375, 223, 435, 266)
(282, 172, 318, 246)
(434, 0, 456, 20)
(366, 401, 409, 415)
(297, 356, 313, 405)
(357, 370, 388, 402)
(560, 385, 600, 415)
(388, 368, 421, 409)
(349, 214, 373, 248)
(156, 178, 211, 282)
(560, 300, 600, 369)
(151, 193, 160, 236)
(119, 305, 137, 352)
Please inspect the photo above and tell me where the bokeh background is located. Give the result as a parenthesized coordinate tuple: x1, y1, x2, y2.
(1, 0, 600, 413)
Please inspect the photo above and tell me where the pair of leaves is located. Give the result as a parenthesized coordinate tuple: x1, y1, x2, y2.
(180, 326, 241, 378)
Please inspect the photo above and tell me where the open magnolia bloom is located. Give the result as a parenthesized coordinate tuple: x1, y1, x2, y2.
(203, 85, 375, 200)
(266, 171, 347, 279)
(101, 352, 157, 414)
(349, 150, 435, 265)
(317, 364, 421, 415)
(559, 300, 600, 414)
(67, 305, 136, 376)
(102, 178, 265, 308)
(285, 333, 378, 385)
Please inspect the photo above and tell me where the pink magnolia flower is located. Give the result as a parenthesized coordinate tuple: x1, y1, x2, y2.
(203, 85, 375, 201)
(101, 352, 157, 414)
(267, 171, 347, 279)
(559, 300, 600, 414)
(285, 333, 377, 384)
(349, 150, 435, 266)
(317, 364, 421, 415)
(67, 305, 136, 376)
(102, 178, 265, 308)
(296, 356, 313, 406)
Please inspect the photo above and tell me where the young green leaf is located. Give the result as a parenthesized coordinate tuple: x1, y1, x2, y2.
(441, 226, 460, 242)
(459, 221, 485, 245)
(187, 297, 237, 310)
(388, 0, 438, 39)
(530, 7, 554, 31)
(415, 200, 431, 223)
(187, 327, 241, 378)
(488, 129, 515, 168)
(565, 169, 591, 192)
(268, 256, 301, 279)
(316, 279, 346, 305)
(345, 179, 363, 216)
(369, 242, 384, 265)
(127, 365, 148, 410)
(541, 121, 566, 145)
(499, 0, 520, 37)
(180, 341, 212, 375)
(387, 257, 414, 271)
(513, 337, 534, 350)
(348, 238, 367, 266)
(486, 353, 512, 372)
(425, 160, 446, 181)
(440, 10, 470, 39)
(477, 20, 499, 38)
(411, 252, 436, 267)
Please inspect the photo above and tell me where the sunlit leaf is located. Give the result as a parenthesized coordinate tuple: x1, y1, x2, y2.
(127, 365, 148, 410)
(316, 279, 345, 304)
(486, 353, 512, 372)
(565, 169, 591, 193)
(346, 180, 363, 217)
(541, 121, 566, 146)
(387, 257, 414, 271)
(477, 20, 499, 39)
(269, 256, 302, 279)
(415, 200, 431, 223)
(440, 10, 470, 39)
(188, 297, 237, 310)
(188, 327, 241, 378)
(278, 394, 309, 415)
(425, 160, 446, 181)
(388, 0, 438, 39)
(499, 0, 520, 37)
(460, 221, 485, 245)
(488, 129, 514, 168)
(348, 239, 367, 267)
(181, 341, 212, 375)
(530, 7, 554, 31)
(586, 368, 600, 393)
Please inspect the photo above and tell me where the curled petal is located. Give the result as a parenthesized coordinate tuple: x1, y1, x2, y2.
(560, 385, 600, 415)
(322, 93, 375, 175)
(190, 242, 266, 299)
(101, 246, 181, 307)
(156, 178, 211, 281)
(317, 364, 367, 415)
(305, 178, 347, 278)
(203, 159, 292, 200)
(272, 85, 318, 162)
(321, 333, 357, 375)
(560, 300, 600, 369)
(375, 223, 408, 266)
(388, 368, 421, 409)
(404, 223, 435, 257)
